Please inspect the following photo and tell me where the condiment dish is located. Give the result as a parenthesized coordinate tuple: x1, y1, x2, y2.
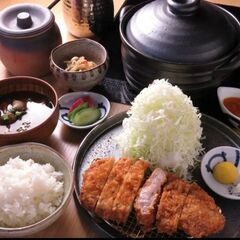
(0, 142, 74, 237)
(50, 38, 109, 91)
(217, 86, 240, 128)
(201, 145, 240, 200)
(58, 91, 110, 129)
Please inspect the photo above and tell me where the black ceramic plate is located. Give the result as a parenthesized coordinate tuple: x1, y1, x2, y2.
(73, 112, 240, 238)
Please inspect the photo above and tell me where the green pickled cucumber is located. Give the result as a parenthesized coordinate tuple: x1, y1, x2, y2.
(71, 107, 101, 126)
(68, 102, 88, 121)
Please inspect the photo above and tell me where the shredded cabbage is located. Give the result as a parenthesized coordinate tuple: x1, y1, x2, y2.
(117, 79, 203, 178)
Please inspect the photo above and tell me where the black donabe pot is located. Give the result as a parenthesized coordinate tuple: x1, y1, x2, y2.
(120, 0, 240, 107)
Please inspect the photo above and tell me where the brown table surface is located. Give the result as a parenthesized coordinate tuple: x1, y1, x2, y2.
(0, 0, 240, 238)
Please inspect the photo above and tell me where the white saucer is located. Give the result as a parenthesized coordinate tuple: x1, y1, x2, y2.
(201, 145, 240, 200)
(59, 91, 110, 129)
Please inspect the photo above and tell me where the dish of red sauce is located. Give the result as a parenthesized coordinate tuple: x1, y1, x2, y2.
(223, 97, 240, 118)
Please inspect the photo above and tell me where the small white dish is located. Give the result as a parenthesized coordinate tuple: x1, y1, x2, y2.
(59, 91, 110, 129)
(201, 146, 240, 200)
(217, 86, 240, 128)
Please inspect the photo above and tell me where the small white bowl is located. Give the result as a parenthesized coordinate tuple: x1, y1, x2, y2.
(59, 91, 110, 129)
(0, 142, 74, 237)
(201, 145, 240, 200)
(217, 86, 240, 128)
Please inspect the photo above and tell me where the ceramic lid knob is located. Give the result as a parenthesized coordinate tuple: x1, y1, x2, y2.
(17, 12, 33, 29)
(0, 3, 55, 37)
(167, 0, 200, 15)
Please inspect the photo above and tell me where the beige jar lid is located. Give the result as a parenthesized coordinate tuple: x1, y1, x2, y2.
(0, 3, 55, 38)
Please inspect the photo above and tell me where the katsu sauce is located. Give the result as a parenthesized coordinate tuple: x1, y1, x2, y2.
(223, 97, 240, 118)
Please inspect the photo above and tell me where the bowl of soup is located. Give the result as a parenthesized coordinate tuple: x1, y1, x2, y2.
(0, 76, 59, 146)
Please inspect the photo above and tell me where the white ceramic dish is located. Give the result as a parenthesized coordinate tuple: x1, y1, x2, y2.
(0, 142, 74, 237)
(59, 91, 110, 129)
(201, 145, 240, 200)
(217, 86, 240, 128)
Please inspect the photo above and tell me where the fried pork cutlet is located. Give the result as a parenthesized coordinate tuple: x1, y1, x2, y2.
(95, 157, 133, 220)
(134, 168, 167, 233)
(111, 159, 149, 224)
(156, 173, 191, 235)
(178, 183, 225, 238)
(80, 157, 114, 212)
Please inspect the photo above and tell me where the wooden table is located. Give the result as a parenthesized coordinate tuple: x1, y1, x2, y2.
(0, 0, 240, 238)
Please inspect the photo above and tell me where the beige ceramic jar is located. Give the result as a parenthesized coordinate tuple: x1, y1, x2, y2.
(0, 3, 62, 77)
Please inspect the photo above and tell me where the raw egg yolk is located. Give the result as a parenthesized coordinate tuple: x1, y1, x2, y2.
(213, 162, 239, 184)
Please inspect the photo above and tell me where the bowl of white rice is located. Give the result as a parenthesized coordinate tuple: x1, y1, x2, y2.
(0, 142, 74, 237)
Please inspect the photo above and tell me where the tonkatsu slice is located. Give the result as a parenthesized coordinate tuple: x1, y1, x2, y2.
(156, 173, 191, 235)
(95, 157, 133, 219)
(112, 159, 149, 224)
(80, 157, 114, 212)
(134, 168, 167, 232)
(178, 183, 225, 238)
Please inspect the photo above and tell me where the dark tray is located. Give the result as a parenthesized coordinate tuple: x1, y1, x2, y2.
(73, 111, 240, 238)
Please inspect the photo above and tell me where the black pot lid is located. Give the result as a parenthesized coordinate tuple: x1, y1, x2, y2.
(125, 0, 240, 64)
(0, 3, 54, 38)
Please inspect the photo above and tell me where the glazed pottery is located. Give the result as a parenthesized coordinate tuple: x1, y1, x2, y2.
(59, 91, 110, 129)
(0, 76, 59, 146)
(0, 142, 73, 237)
(63, 0, 114, 39)
(50, 38, 109, 91)
(0, 3, 62, 77)
(120, 0, 240, 102)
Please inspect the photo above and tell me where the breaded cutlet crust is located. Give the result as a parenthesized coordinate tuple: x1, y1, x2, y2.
(111, 160, 149, 224)
(95, 157, 133, 220)
(178, 183, 225, 238)
(80, 157, 114, 212)
(156, 173, 191, 235)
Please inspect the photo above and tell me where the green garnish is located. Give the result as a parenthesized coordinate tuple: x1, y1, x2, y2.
(67, 102, 88, 121)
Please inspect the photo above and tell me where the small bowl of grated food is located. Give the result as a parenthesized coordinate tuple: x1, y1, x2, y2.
(0, 142, 74, 237)
(50, 38, 109, 91)
(201, 145, 240, 200)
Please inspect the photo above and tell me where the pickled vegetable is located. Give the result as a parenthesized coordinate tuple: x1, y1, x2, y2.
(71, 108, 101, 126)
(68, 98, 85, 113)
(65, 56, 97, 72)
(68, 102, 88, 121)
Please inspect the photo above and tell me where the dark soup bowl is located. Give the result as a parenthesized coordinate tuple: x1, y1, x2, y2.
(0, 76, 59, 146)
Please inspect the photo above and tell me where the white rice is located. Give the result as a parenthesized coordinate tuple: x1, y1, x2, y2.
(0, 156, 64, 228)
